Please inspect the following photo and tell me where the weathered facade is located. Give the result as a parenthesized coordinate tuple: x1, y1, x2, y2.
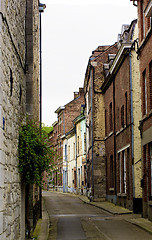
(84, 44, 118, 201)
(131, 0, 152, 220)
(102, 20, 142, 212)
(0, 0, 40, 239)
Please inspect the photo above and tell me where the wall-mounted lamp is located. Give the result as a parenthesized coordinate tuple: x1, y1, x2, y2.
(39, 3, 46, 13)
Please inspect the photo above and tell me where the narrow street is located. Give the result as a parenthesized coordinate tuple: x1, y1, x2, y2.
(43, 191, 152, 240)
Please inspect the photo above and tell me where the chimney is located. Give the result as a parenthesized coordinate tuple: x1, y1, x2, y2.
(79, 88, 84, 96)
(74, 92, 79, 99)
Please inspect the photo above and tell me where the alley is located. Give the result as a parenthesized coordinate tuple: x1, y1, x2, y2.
(43, 191, 152, 240)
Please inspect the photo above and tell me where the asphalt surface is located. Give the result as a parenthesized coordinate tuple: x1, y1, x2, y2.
(42, 191, 152, 240)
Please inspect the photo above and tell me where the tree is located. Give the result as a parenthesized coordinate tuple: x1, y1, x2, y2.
(18, 119, 54, 186)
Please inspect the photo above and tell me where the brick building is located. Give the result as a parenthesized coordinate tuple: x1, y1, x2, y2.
(50, 88, 84, 191)
(0, 1, 41, 239)
(84, 44, 118, 200)
(101, 20, 142, 212)
(131, 0, 152, 220)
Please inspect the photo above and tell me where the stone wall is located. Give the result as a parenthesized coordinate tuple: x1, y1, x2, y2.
(0, 1, 26, 239)
(0, 0, 40, 239)
(26, 0, 40, 120)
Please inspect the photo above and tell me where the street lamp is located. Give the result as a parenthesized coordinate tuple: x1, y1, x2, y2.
(39, 1, 46, 218)
(39, 2, 46, 130)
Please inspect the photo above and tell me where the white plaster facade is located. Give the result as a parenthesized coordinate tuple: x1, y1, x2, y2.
(74, 115, 87, 195)
(63, 130, 76, 193)
(131, 24, 142, 199)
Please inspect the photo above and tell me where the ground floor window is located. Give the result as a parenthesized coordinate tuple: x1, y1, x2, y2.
(149, 143, 152, 197)
(118, 148, 128, 194)
(110, 155, 114, 188)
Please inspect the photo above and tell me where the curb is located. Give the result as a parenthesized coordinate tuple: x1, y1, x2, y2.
(78, 196, 132, 215)
(79, 195, 152, 235)
(38, 198, 49, 240)
(125, 218, 152, 235)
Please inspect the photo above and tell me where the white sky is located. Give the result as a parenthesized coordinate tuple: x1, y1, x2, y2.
(41, 0, 137, 126)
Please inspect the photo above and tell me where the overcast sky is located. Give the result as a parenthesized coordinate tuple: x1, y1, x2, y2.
(41, 0, 137, 126)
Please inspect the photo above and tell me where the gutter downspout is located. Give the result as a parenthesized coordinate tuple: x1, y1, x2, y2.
(90, 66, 94, 200)
(39, 2, 46, 219)
(39, 8, 42, 220)
(129, 52, 135, 199)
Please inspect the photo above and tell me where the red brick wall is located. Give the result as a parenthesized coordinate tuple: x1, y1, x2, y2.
(140, 34, 152, 122)
(137, 0, 151, 44)
(104, 56, 133, 203)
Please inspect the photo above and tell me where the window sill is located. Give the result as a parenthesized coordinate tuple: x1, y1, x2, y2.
(148, 201, 152, 206)
(117, 193, 127, 197)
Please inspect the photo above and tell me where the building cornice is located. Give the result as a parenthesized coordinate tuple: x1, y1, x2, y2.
(101, 43, 131, 93)
(145, 0, 152, 17)
(55, 106, 65, 114)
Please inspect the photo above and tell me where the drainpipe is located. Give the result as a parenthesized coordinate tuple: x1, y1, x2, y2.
(90, 66, 94, 200)
(129, 52, 135, 199)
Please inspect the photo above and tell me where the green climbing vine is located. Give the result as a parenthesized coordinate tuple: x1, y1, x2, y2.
(18, 118, 54, 186)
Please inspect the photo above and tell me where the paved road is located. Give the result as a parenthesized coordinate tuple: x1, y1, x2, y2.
(43, 191, 152, 240)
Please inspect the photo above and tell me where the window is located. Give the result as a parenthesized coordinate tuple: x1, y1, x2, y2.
(60, 142, 62, 155)
(68, 145, 70, 161)
(150, 143, 152, 197)
(77, 136, 79, 155)
(125, 92, 127, 126)
(121, 105, 125, 128)
(73, 142, 75, 159)
(142, 70, 147, 115)
(109, 102, 113, 132)
(105, 109, 107, 135)
(110, 155, 114, 188)
(117, 107, 119, 130)
(78, 168, 80, 187)
(118, 153, 121, 193)
(10, 69, 13, 96)
(127, 148, 130, 198)
(119, 151, 127, 194)
(143, 145, 147, 201)
(19, 85, 22, 104)
(149, 61, 152, 110)
(84, 132, 86, 153)
(122, 151, 126, 193)
(141, 0, 145, 40)
(65, 144, 67, 161)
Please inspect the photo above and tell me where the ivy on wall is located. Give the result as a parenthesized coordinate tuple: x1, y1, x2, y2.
(18, 119, 54, 186)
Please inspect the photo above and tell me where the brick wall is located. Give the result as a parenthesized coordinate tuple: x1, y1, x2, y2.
(137, 0, 152, 219)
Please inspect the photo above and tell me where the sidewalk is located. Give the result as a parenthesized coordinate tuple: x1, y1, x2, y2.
(78, 195, 152, 235)
(32, 198, 50, 240)
(36, 192, 152, 239)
